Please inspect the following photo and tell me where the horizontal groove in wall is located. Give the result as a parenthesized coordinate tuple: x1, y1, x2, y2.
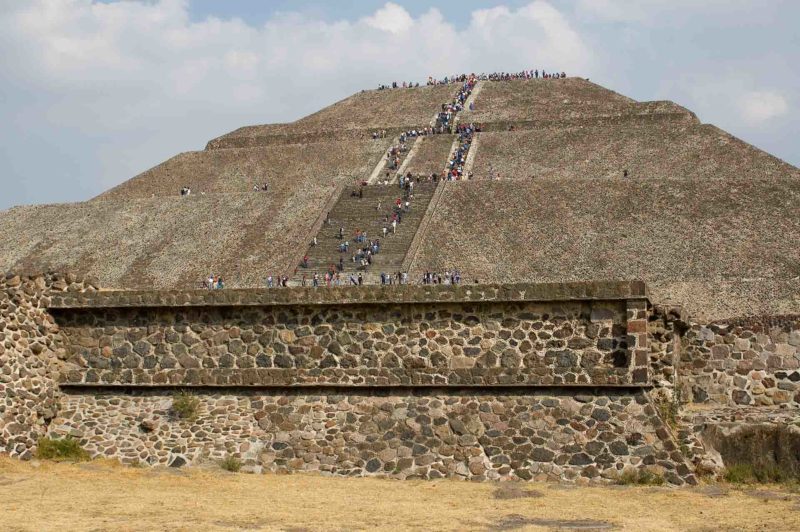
(59, 384, 653, 394)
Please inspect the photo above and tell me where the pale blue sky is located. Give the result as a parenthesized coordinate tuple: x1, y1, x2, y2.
(1, 1, 797, 209)
(159, 0, 543, 28)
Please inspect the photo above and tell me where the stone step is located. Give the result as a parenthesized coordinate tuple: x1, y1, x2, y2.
(301, 255, 410, 267)
(312, 230, 421, 239)
(292, 184, 438, 283)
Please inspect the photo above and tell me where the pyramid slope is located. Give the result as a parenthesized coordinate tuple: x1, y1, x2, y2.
(461, 78, 634, 123)
(208, 84, 457, 150)
(403, 134, 456, 176)
(96, 139, 387, 200)
(469, 123, 800, 181)
(409, 177, 800, 319)
(293, 83, 456, 131)
(1, 184, 336, 289)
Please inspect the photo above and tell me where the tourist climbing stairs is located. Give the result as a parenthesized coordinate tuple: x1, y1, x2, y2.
(367, 134, 417, 184)
(290, 183, 437, 284)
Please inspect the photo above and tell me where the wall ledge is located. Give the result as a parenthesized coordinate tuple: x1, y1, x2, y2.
(49, 281, 649, 309)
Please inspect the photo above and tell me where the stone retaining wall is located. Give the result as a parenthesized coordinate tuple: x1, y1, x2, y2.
(0, 273, 95, 458)
(680, 315, 800, 407)
(647, 306, 687, 397)
(49, 387, 695, 485)
(35, 280, 699, 484)
(4, 276, 743, 485)
(475, 111, 696, 135)
(54, 294, 647, 387)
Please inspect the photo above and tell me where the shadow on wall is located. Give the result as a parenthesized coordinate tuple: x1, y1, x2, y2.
(703, 424, 800, 480)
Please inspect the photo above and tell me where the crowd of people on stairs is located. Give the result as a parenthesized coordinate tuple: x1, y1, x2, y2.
(381, 271, 409, 285)
(298, 270, 360, 287)
(266, 275, 289, 288)
(372, 70, 567, 184)
(202, 269, 468, 289)
(447, 122, 480, 180)
(377, 81, 421, 90)
(437, 75, 479, 180)
(372, 127, 442, 141)
(197, 71, 570, 289)
(429, 70, 566, 84)
(378, 69, 566, 90)
(292, 176, 425, 285)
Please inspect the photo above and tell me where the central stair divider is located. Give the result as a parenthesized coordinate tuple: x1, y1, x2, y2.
(399, 179, 448, 276)
(395, 135, 424, 177)
(462, 133, 480, 176)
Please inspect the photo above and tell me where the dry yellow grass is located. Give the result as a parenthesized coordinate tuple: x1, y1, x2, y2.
(1, 457, 798, 531)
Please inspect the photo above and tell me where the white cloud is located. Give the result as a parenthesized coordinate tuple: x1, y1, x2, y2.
(2, 0, 589, 100)
(662, 73, 793, 131)
(224, 50, 260, 79)
(2, 0, 590, 95)
(740, 91, 788, 124)
(468, 1, 591, 73)
(362, 2, 414, 34)
(576, 0, 646, 23)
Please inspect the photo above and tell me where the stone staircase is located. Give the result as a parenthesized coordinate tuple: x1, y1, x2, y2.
(366, 134, 418, 184)
(291, 183, 437, 283)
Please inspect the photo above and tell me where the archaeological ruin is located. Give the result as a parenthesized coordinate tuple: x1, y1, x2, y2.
(1, 76, 798, 484)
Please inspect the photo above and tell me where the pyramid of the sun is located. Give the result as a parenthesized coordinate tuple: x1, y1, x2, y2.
(1, 77, 798, 320)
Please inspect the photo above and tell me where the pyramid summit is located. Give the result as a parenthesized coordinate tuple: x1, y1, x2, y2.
(2, 74, 797, 320)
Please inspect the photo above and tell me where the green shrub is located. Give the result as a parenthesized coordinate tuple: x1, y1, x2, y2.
(615, 469, 665, 486)
(36, 437, 90, 462)
(657, 400, 679, 429)
(753, 465, 790, 483)
(172, 391, 201, 421)
(219, 455, 242, 473)
(723, 463, 792, 484)
(680, 444, 691, 458)
(724, 463, 754, 483)
(655, 385, 684, 430)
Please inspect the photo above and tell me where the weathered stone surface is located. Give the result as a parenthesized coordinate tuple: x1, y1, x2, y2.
(55, 298, 636, 387)
(48, 388, 691, 484)
(48, 281, 648, 309)
(0, 273, 94, 459)
(208, 83, 459, 149)
(424, 151, 800, 318)
(680, 315, 800, 408)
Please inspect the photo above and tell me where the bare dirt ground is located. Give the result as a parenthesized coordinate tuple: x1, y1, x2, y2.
(1, 457, 799, 531)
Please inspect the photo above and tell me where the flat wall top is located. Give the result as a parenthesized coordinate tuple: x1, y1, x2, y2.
(48, 281, 648, 309)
